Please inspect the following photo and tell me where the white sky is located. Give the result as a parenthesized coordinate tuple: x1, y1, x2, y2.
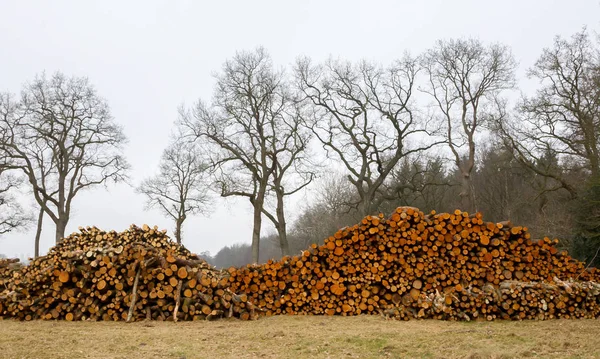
(1, 0, 599, 259)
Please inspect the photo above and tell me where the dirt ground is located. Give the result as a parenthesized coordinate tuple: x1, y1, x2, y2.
(0, 316, 598, 358)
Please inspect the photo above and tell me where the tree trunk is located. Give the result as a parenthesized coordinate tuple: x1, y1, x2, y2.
(251, 203, 263, 264)
(34, 205, 44, 258)
(174, 217, 185, 244)
(251, 183, 268, 264)
(359, 198, 373, 217)
(275, 190, 290, 257)
(459, 173, 472, 213)
(55, 217, 68, 244)
(276, 225, 289, 257)
(589, 154, 599, 179)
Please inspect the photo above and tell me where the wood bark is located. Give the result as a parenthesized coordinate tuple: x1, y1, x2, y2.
(251, 183, 267, 264)
(34, 204, 44, 258)
(55, 217, 68, 244)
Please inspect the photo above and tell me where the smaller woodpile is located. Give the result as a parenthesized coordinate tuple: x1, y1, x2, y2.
(0, 225, 258, 321)
(228, 207, 600, 320)
(0, 258, 22, 289)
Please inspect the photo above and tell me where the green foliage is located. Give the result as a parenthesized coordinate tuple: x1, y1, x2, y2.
(572, 177, 600, 267)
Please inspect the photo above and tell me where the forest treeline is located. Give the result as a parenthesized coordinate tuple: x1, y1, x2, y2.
(1, 28, 599, 268)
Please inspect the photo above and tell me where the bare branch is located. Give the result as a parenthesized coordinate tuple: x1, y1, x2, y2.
(0, 73, 129, 243)
(495, 29, 600, 197)
(295, 55, 441, 215)
(421, 38, 517, 211)
(137, 140, 210, 244)
(179, 48, 307, 261)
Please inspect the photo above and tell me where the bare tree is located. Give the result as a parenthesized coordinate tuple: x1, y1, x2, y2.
(181, 48, 309, 262)
(497, 29, 600, 198)
(295, 56, 439, 216)
(0, 73, 128, 244)
(260, 100, 314, 257)
(422, 38, 516, 212)
(137, 140, 210, 244)
(0, 165, 30, 238)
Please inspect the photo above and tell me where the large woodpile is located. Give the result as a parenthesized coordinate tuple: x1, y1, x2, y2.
(228, 207, 600, 320)
(1, 207, 599, 321)
(0, 225, 259, 321)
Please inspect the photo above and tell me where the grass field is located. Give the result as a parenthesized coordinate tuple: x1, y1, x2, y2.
(0, 316, 598, 358)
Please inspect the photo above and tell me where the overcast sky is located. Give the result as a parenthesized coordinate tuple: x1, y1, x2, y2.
(0, 0, 599, 259)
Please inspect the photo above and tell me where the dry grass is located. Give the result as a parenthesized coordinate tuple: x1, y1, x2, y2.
(0, 316, 598, 358)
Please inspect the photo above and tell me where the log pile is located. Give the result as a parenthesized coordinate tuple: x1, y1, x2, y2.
(227, 207, 600, 320)
(0, 225, 259, 321)
(0, 258, 22, 289)
(1, 207, 599, 321)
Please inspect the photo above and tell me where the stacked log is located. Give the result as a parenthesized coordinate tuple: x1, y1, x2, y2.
(1, 207, 599, 321)
(0, 258, 22, 287)
(227, 207, 600, 320)
(0, 225, 258, 321)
